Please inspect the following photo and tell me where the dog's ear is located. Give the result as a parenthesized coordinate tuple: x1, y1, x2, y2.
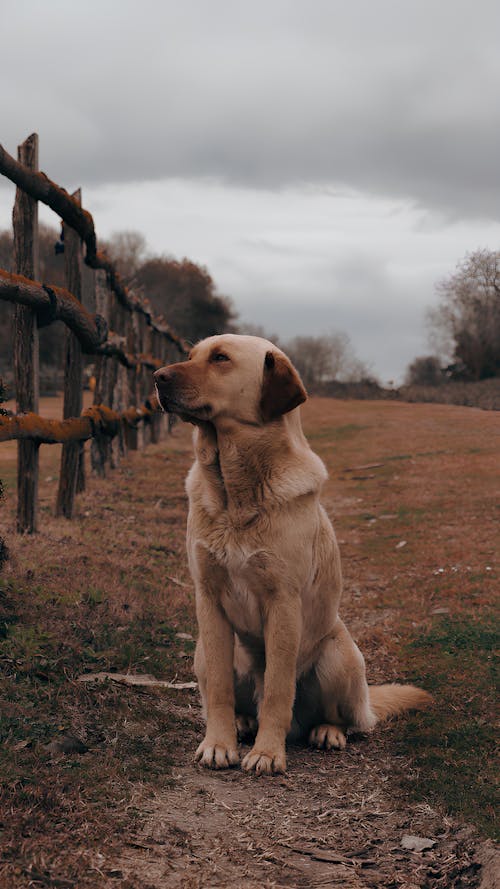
(260, 351, 307, 422)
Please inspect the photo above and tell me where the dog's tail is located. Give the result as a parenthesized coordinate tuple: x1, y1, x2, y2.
(368, 684, 432, 722)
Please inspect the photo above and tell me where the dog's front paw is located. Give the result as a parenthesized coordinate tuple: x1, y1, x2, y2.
(241, 745, 286, 775)
(195, 738, 239, 770)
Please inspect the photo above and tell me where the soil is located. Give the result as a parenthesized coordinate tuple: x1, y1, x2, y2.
(1, 396, 498, 888)
(113, 709, 490, 889)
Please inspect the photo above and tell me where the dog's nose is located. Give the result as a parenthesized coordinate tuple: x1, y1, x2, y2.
(154, 367, 173, 384)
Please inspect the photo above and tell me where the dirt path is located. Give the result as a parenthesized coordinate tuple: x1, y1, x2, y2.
(113, 702, 487, 889)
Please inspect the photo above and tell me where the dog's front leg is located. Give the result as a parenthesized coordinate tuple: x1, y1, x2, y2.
(242, 593, 301, 775)
(194, 582, 239, 770)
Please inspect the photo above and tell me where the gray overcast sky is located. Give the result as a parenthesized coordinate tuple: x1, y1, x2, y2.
(1, 0, 500, 381)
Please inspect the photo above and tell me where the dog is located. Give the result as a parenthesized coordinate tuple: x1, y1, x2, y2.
(154, 334, 431, 775)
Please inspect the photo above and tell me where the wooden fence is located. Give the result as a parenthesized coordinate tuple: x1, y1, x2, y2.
(0, 133, 188, 533)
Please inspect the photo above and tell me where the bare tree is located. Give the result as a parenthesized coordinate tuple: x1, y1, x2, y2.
(285, 332, 370, 387)
(428, 250, 500, 380)
(237, 322, 282, 346)
(102, 230, 149, 282)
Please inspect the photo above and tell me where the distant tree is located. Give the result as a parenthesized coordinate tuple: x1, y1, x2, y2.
(405, 355, 443, 386)
(102, 232, 235, 341)
(237, 322, 282, 346)
(428, 250, 500, 380)
(285, 332, 371, 387)
(135, 257, 235, 343)
(102, 230, 149, 283)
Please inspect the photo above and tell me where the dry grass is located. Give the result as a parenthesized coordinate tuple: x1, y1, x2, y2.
(0, 396, 498, 887)
(399, 377, 500, 411)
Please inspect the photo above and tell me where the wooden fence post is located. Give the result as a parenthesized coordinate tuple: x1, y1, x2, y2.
(75, 250, 96, 492)
(139, 314, 150, 448)
(150, 330, 160, 443)
(56, 189, 84, 518)
(91, 269, 111, 476)
(125, 312, 141, 451)
(13, 133, 39, 533)
(112, 302, 130, 466)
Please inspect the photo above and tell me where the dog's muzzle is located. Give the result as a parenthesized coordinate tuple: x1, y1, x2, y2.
(153, 367, 180, 413)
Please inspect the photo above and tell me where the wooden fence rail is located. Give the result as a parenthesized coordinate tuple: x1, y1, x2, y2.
(0, 399, 158, 445)
(0, 132, 183, 532)
(0, 270, 164, 369)
(0, 139, 189, 354)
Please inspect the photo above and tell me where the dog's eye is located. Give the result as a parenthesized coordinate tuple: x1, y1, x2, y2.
(211, 353, 230, 363)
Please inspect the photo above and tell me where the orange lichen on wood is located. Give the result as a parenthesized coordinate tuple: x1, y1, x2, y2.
(0, 140, 188, 355)
(0, 412, 92, 444)
(0, 268, 104, 350)
(82, 404, 121, 437)
(0, 268, 168, 371)
(0, 398, 160, 444)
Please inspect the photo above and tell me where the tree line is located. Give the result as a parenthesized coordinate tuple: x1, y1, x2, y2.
(1, 226, 498, 391)
(0, 226, 234, 376)
(0, 227, 370, 391)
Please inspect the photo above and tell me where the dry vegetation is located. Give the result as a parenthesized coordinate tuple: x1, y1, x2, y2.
(0, 396, 498, 888)
(317, 376, 500, 411)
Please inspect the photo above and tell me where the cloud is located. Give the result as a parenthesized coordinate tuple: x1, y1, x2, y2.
(2, 2, 500, 383)
(1, 0, 499, 218)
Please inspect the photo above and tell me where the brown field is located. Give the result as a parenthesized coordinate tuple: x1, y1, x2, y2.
(0, 396, 498, 888)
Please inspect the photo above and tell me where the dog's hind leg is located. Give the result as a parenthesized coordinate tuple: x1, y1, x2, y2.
(307, 620, 376, 750)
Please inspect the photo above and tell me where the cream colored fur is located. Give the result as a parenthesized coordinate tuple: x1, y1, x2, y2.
(154, 334, 431, 775)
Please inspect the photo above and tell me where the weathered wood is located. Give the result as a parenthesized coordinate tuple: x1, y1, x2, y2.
(56, 190, 84, 517)
(76, 225, 97, 493)
(106, 292, 123, 466)
(0, 405, 116, 444)
(13, 133, 39, 533)
(112, 302, 131, 465)
(138, 314, 150, 449)
(0, 140, 188, 355)
(91, 270, 111, 476)
(0, 269, 107, 352)
(3, 133, 180, 532)
(150, 330, 162, 443)
(0, 400, 160, 444)
(0, 269, 166, 369)
(125, 312, 142, 451)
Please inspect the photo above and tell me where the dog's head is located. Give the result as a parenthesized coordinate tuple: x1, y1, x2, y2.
(153, 334, 307, 426)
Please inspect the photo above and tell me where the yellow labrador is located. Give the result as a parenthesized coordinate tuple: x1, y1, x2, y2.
(154, 334, 431, 775)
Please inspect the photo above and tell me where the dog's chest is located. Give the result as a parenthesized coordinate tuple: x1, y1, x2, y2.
(220, 576, 262, 639)
(206, 522, 265, 638)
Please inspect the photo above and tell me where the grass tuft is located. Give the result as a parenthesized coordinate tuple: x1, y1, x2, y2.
(395, 616, 498, 838)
